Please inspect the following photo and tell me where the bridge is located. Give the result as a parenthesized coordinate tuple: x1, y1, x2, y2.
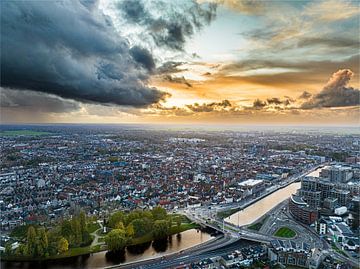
(184, 210, 272, 244)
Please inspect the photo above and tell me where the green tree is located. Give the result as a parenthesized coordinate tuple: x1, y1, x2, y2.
(16, 243, 26, 256)
(79, 211, 87, 234)
(131, 218, 149, 237)
(71, 218, 82, 246)
(26, 226, 37, 257)
(153, 220, 169, 239)
(61, 220, 73, 241)
(151, 206, 167, 220)
(105, 229, 127, 252)
(108, 211, 125, 228)
(5, 242, 12, 256)
(38, 228, 49, 257)
(57, 237, 69, 253)
(124, 211, 141, 226)
(47, 229, 61, 256)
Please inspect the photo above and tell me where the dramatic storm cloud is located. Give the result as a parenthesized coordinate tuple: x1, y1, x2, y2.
(0, 1, 167, 107)
(1, 88, 80, 113)
(114, 0, 217, 51)
(301, 69, 360, 109)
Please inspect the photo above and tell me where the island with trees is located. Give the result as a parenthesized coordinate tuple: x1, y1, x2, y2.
(1, 207, 197, 261)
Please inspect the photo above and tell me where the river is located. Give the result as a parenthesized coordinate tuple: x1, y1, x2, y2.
(1, 229, 213, 269)
(226, 166, 324, 227)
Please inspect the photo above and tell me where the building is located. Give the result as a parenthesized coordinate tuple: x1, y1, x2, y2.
(289, 195, 318, 224)
(299, 177, 351, 208)
(237, 179, 265, 196)
(321, 165, 353, 183)
(268, 240, 315, 268)
(315, 218, 328, 235)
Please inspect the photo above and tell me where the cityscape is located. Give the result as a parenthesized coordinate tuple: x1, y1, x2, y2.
(0, 125, 359, 269)
(1, 0, 360, 269)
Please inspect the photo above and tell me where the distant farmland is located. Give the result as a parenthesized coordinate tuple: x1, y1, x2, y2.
(0, 130, 52, 136)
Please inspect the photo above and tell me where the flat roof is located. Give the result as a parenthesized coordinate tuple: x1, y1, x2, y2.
(238, 179, 263, 187)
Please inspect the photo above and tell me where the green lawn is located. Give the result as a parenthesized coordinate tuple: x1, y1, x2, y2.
(0, 130, 52, 137)
(274, 227, 297, 238)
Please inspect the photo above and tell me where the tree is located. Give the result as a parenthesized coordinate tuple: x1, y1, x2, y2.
(16, 243, 26, 256)
(57, 237, 69, 253)
(124, 211, 141, 226)
(153, 220, 169, 240)
(71, 218, 82, 246)
(79, 211, 87, 234)
(126, 223, 135, 238)
(26, 226, 37, 256)
(38, 228, 49, 257)
(151, 206, 167, 220)
(61, 220, 72, 241)
(115, 221, 125, 230)
(105, 229, 127, 252)
(5, 242, 12, 256)
(108, 211, 125, 228)
(131, 218, 149, 237)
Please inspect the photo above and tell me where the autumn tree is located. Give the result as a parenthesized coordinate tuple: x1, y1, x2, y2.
(57, 237, 69, 253)
(126, 223, 135, 238)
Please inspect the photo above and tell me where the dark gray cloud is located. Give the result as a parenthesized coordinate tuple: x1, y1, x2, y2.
(301, 69, 360, 109)
(1, 88, 80, 113)
(163, 75, 192, 88)
(156, 61, 186, 74)
(253, 99, 267, 109)
(129, 46, 156, 72)
(297, 37, 360, 49)
(116, 0, 217, 51)
(298, 91, 312, 99)
(1, 1, 168, 107)
(186, 100, 231, 112)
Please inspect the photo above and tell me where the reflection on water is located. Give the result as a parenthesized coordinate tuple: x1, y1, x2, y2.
(2, 229, 212, 269)
(226, 182, 301, 226)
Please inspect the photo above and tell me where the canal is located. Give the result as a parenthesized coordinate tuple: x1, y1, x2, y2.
(226, 166, 324, 227)
(1, 229, 213, 269)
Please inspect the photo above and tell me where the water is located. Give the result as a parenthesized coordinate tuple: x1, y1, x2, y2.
(226, 182, 301, 226)
(226, 166, 325, 227)
(1, 229, 213, 269)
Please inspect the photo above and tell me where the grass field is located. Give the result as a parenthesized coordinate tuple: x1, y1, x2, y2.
(274, 227, 297, 238)
(0, 130, 51, 136)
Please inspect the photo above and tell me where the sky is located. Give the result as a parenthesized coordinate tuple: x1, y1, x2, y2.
(1, 0, 359, 125)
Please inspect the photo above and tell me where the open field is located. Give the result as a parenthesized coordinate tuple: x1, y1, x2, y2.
(0, 130, 51, 136)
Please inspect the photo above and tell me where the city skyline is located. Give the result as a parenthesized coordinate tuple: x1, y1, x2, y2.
(1, 0, 359, 125)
